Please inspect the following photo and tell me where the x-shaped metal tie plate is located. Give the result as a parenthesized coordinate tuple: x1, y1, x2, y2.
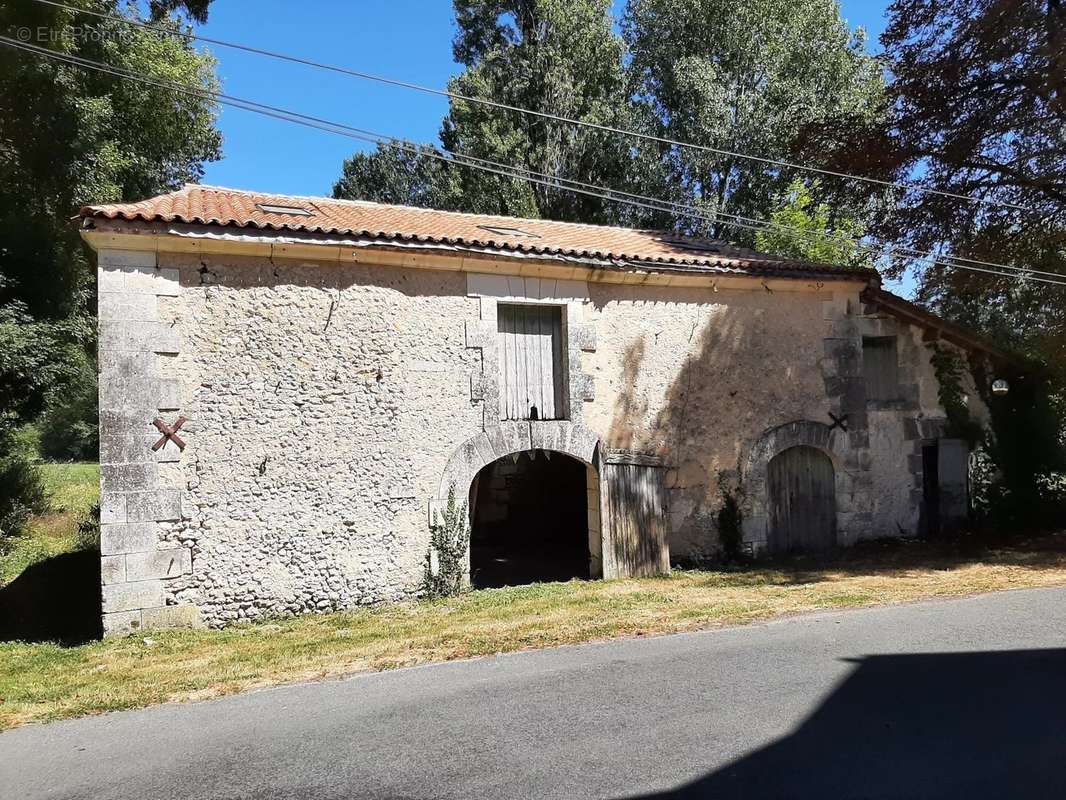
(152, 416, 188, 452)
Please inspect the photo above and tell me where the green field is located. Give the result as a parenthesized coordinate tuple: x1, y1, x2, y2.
(0, 463, 99, 587)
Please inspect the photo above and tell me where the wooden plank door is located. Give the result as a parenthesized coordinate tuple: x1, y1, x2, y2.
(601, 452, 670, 577)
(497, 304, 564, 421)
(767, 445, 837, 554)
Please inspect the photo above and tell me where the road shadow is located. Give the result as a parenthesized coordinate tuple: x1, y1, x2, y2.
(0, 549, 102, 645)
(634, 648, 1066, 799)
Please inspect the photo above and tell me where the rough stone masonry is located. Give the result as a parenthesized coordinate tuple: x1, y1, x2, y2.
(84, 186, 1003, 636)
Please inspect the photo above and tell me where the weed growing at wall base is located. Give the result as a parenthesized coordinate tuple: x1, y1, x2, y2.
(423, 485, 470, 598)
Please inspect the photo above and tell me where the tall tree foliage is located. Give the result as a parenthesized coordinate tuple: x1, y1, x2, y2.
(337, 1, 883, 232)
(335, 0, 634, 223)
(822, 1, 1065, 374)
(622, 0, 885, 239)
(333, 144, 462, 212)
(754, 180, 872, 267)
(891, 0, 1065, 387)
(811, 0, 1066, 522)
(0, 0, 220, 532)
(1, 0, 221, 320)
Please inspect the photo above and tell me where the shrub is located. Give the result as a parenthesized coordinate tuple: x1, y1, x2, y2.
(74, 503, 101, 552)
(0, 416, 47, 540)
(38, 362, 98, 462)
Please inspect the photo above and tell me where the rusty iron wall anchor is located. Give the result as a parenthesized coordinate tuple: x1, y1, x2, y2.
(152, 416, 188, 451)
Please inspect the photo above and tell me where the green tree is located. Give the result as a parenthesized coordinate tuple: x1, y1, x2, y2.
(333, 144, 463, 212)
(0, 418, 47, 539)
(622, 0, 885, 238)
(822, 1, 1066, 377)
(335, 0, 634, 223)
(815, 0, 1066, 525)
(1, 0, 221, 318)
(754, 180, 872, 267)
(0, 0, 221, 532)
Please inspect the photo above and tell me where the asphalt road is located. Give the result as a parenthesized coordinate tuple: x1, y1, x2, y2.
(4, 586, 1066, 800)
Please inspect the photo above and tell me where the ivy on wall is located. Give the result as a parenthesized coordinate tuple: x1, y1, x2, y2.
(928, 344, 985, 447)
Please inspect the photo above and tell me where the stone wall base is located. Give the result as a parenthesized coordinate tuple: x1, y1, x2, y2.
(103, 603, 204, 637)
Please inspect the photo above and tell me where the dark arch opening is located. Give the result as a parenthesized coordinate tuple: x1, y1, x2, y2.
(469, 450, 591, 588)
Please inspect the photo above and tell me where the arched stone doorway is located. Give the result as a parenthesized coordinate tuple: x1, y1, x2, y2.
(435, 421, 604, 585)
(742, 420, 852, 555)
(469, 450, 593, 588)
(767, 445, 837, 554)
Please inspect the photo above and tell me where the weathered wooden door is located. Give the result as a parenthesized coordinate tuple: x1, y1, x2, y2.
(497, 303, 564, 421)
(601, 451, 670, 577)
(767, 445, 837, 554)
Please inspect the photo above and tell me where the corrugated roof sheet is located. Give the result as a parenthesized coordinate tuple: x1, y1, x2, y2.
(80, 184, 878, 279)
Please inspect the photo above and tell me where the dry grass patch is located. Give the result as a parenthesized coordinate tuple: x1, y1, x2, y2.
(2, 532, 1066, 730)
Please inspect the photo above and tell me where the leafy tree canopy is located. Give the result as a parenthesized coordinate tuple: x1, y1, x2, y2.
(333, 144, 463, 212)
(0, 0, 221, 317)
(754, 180, 871, 267)
(148, 0, 211, 23)
(820, 0, 1066, 380)
(0, 0, 222, 481)
(797, 0, 1066, 518)
(622, 0, 885, 239)
(337, 1, 885, 237)
(335, 0, 637, 223)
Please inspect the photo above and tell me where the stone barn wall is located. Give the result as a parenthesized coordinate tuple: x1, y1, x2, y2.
(583, 282, 834, 559)
(96, 242, 983, 633)
(582, 281, 987, 560)
(99, 249, 485, 633)
(162, 253, 486, 628)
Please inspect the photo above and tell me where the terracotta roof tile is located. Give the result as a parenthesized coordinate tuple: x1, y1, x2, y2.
(80, 184, 878, 279)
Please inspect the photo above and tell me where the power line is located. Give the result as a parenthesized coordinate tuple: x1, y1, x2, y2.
(5, 35, 1065, 288)
(28, 0, 1035, 214)
(43, 0, 1046, 280)
(5, 34, 1061, 288)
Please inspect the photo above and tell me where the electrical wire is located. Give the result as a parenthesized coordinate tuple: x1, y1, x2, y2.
(28, 0, 1036, 214)
(4, 35, 1065, 288)
(28, 0, 1057, 279)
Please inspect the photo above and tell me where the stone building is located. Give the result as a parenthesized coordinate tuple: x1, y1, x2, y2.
(81, 185, 1013, 635)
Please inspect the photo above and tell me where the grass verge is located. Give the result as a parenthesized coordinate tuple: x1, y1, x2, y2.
(0, 463, 99, 587)
(2, 530, 1065, 730)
